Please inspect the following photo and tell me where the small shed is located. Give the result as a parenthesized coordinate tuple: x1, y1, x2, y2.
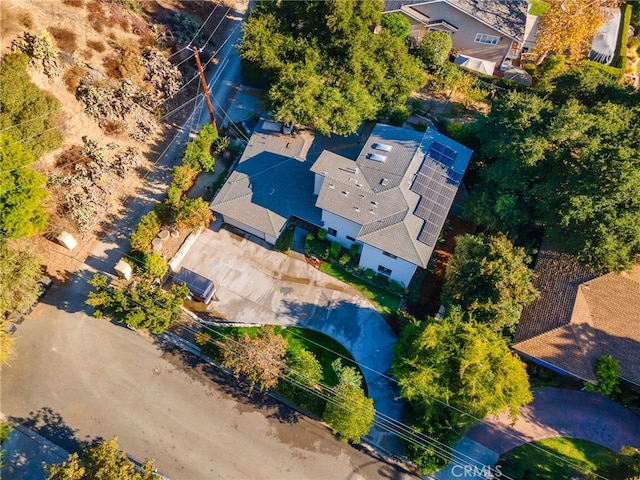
(56, 231, 78, 251)
(114, 259, 133, 281)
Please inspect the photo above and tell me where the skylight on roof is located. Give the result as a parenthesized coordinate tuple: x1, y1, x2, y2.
(372, 143, 392, 152)
(366, 153, 387, 162)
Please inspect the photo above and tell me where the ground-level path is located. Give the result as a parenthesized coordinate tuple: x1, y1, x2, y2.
(467, 387, 640, 454)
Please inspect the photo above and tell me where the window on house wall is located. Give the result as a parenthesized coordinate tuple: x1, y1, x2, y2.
(382, 251, 397, 259)
(346, 235, 356, 242)
(327, 228, 337, 237)
(378, 265, 392, 277)
(474, 33, 499, 45)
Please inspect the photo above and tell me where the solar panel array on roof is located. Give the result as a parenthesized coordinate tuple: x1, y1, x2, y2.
(427, 140, 457, 167)
(409, 140, 464, 246)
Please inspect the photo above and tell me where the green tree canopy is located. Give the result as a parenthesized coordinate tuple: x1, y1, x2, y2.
(392, 309, 532, 472)
(0, 133, 49, 239)
(0, 53, 63, 159)
(441, 233, 539, 333)
(47, 436, 156, 480)
(466, 67, 640, 272)
(85, 274, 189, 333)
(240, 0, 424, 135)
(322, 359, 374, 444)
(381, 12, 411, 39)
(414, 30, 453, 71)
(584, 355, 621, 396)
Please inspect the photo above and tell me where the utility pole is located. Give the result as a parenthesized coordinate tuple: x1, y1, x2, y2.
(192, 46, 217, 130)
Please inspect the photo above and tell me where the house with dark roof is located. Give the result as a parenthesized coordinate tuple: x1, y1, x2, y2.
(513, 243, 640, 387)
(211, 121, 472, 287)
(384, 0, 534, 72)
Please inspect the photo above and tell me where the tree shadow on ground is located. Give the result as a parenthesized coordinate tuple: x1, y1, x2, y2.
(8, 406, 98, 454)
(152, 333, 303, 426)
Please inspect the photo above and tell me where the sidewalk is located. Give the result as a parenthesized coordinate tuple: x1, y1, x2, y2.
(0, 421, 70, 480)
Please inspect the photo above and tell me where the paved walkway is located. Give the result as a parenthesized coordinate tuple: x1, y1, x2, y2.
(176, 221, 403, 453)
(467, 387, 640, 454)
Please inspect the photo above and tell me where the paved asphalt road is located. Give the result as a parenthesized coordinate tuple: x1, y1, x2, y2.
(1, 288, 415, 480)
(1, 4, 414, 479)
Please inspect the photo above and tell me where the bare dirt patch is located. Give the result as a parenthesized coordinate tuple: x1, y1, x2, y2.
(1, 0, 246, 279)
(405, 216, 476, 319)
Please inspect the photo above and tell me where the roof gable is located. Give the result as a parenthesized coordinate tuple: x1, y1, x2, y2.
(514, 244, 640, 386)
(384, 0, 529, 41)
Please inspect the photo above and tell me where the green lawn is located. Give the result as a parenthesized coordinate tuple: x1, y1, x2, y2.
(529, 0, 550, 16)
(280, 327, 358, 387)
(499, 437, 638, 479)
(318, 263, 402, 316)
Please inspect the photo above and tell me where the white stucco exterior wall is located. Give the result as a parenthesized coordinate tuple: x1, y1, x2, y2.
(314, 173, 324, 195)
(321, 210, 361, 249)
(358, 243, 417, 287)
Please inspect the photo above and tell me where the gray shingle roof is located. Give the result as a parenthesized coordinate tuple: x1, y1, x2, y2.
(384, 0, 529, 41)
(313, 124, 472, 267)
(211, 123, 322, 237)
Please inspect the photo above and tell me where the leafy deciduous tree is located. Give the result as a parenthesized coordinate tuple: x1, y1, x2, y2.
(240, 0, 424, 135)
(441, 233, 539, 333)
(0, 134, 49, 239)
(322, 359, 374, 444)
(174, 198, 213, 231)
(533, 0, 621, 61)
(85, 274, 189, 333)
(219, 325, 287, 392)
(47, 436, 156, 480)
(392, 309, 532, 472)
(0, 242, 41, 318)
(381, 12, 411, 39)
(0, 53, 63, 158)
(414, 30, 452, 71)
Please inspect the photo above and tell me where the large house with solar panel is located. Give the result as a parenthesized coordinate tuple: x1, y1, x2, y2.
(211, 121, 472, 287)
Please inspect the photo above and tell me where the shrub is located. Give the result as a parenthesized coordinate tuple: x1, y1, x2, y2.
(175, 198, 213, 231)
(348, 243, 360, 258)
(330, 241, 342, 259)
(584, 355, 621, 396)
(389, 105, 410, 127)
(181, 124, 217, 173)
(317, 228, 328, 241)
(49, 27, 77, 53)
(632, 1, 640, 27)
(364, 269, 375, 281)
(11, 30, 60, 78)
(87, 39, 106, 53)
(339, 254, 351, 266)
(130, 210, 161, 252)
(62, 0, 84, 6)
(142, 252, 168, 279)
(274, 224, 295, 253)
(522, 63, 536, 75)
(63, 64, 87, 93)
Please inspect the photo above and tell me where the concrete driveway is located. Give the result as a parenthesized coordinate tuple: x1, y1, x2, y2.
(175, 220, 403, 452)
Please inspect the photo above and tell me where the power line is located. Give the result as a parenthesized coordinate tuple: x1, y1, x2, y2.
(22, 236, 609, 480)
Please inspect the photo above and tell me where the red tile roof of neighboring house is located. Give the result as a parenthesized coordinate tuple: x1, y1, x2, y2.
(514, 243, 640, 386)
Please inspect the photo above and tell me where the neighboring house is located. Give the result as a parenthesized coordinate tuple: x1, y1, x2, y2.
(384, 0, 532, 72)
(513, 242, 640, 388)
(211, 120, 472, 287)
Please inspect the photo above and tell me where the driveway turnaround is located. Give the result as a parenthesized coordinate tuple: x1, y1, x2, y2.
(176, 221, 403, 452)
(1, 294, 415, 479)
(466, 387, 640, 454)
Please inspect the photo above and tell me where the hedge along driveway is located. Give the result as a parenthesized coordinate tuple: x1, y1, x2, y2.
(176, 222, 403, 452)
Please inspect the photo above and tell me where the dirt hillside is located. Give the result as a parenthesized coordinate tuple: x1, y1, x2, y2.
(1, 0, 242, 278)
